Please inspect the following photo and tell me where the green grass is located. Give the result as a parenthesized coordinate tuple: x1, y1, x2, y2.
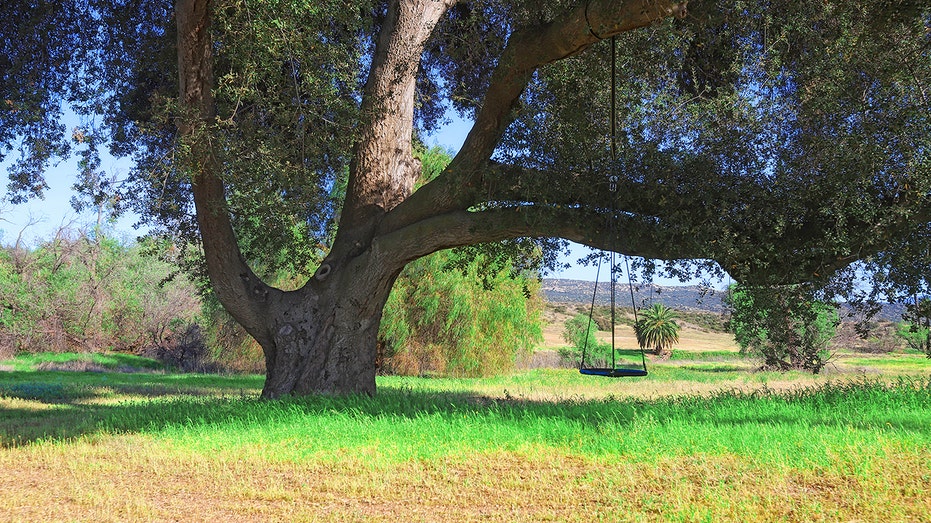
(840, 353, 931, 371)
(91, 377, 929, 466)
(667, 348, 747, 361)
(1, 352, 930, 521)
(0, 351, 167, 372)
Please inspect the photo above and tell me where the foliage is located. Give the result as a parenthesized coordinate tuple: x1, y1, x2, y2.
(4, 1, 931, 395)
(895, 321, 931, 358)
(0, 229, 200, 356)
(724, 284, 839, 373)
(561, 314, 595, 349)
(4, 1, 928, 287)
(634, 303, 680, 359)
(894, 297, 931, 359)
(375, 145, 546, 378)
(379, 249, 542, 378)
(559, 313, 613, 369)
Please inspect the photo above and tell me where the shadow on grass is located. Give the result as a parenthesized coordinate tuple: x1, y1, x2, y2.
(0, 369, 264, 445)
(2, 369, 930, 448)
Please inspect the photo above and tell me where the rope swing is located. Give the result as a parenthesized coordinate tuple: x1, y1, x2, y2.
(578, 35, 648, 378)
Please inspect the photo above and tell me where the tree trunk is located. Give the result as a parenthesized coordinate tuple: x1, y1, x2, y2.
(261, 253, 401, 398)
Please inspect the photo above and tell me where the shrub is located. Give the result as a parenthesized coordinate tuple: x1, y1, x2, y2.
(559, 313, 612, 368)
(0, 229, 201, 356)
(896, 321, 931, 357)
(897, 297, 931, 358)
(725, 284, 838, 373)
(379, 250, 542, 377)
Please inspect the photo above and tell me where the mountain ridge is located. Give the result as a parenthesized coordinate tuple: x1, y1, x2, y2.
(541, 278, 906, 321)
(542, 279, 727, 312)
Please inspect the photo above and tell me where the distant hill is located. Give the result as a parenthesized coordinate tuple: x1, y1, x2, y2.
(542, 279, 727, 312)
(541, 279, 906, 321)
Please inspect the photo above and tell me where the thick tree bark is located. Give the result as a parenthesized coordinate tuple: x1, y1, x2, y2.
(262, 255, 401, 397)
(176, 0, 407, 397)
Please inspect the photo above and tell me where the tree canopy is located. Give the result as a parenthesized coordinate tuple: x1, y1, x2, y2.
(2, 0, 930, 395)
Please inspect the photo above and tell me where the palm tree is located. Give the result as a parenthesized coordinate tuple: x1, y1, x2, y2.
(635, 303, 680, 360)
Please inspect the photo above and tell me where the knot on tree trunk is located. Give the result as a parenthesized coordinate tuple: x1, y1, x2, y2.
(315, 263, 332, 281)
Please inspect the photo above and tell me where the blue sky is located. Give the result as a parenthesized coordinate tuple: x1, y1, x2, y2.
(0, 146, 137, 246)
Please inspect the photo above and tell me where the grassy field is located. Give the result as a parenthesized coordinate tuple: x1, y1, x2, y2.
(1, 349, 930, 522)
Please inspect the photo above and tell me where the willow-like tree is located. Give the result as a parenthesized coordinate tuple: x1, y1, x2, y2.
(3, 0, 930, 396)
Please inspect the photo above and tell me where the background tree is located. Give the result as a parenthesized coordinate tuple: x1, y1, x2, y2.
(561, 313, 613, 368)
(635, 303, 680, 359)
(2, 0, 930, 395)
(380, 249, 542, 377)
(724, 284, 839, 373)
(895, 296, 931, 358)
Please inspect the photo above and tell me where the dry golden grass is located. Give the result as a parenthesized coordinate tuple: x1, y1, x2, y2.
(541, 306, 738, 354)
(2, 437, 928, 522)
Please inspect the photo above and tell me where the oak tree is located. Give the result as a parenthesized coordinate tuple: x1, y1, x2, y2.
(3, 0, 930, 395)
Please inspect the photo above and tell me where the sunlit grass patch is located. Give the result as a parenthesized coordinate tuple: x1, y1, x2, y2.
(667, 349, 746, 361)
(1, 353, 930, 521)
(838, 353, 931, 372)
(79, 378, 931, 467)
(0, 351, 167, 372)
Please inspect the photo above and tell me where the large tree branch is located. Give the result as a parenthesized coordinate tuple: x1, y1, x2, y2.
(334, 0, 454, 239)
(378, 205, 705, 272)
(474, 160, 666, 215)
(325, 0, 455, 277)
(467, 161, 931, 283)
(381, 0, 687, 236)
(455, 0, 687, 168)
(176, 0, 276, 343)
(380, 152, 931, 285)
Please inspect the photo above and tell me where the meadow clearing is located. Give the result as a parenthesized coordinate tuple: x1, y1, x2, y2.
(1, 326, 930, 522)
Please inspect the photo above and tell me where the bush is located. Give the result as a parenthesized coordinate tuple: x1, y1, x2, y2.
(897, 297, 931, 358)
(379, 250, 542, 377)
(896, 321, 931, 357)
(0, 229, 201, 356)
(559, 313, 613, 368)
(725, 284, 837, 373)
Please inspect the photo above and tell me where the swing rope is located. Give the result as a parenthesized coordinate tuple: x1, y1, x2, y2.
(578, 249, 603, 373)
(578, 35, 648, 378)
(625, 255, 649, 373)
